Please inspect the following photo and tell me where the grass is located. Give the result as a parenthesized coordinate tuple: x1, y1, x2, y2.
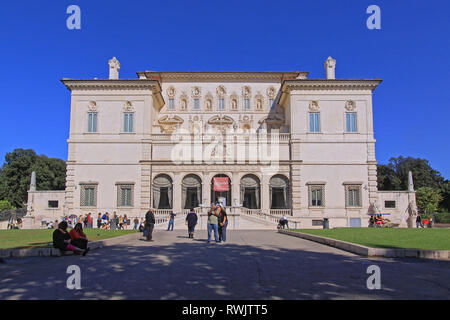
(291, 228, 450, 250)
(0, 229, 137, 250)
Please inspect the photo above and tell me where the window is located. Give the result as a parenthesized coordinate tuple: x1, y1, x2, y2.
(48, 200, 59, 208)
(219, 98, 225, 110)
(168, 98, 175, 110)
(312, 220, 323, 226)
(309, 113, 320, 133)
(88, 113, 98, 133)
(346, 185, 361, 207)
(308, 185, 324, 207)
(124, 113, 134, 133)
(346, 112, 357, 133)
(118, 185, 133, 207)
(244, 98, 250, 110)
(384, 200, 396, 208)
(80, 185, 97, 207)
(194, 98, 200, 110)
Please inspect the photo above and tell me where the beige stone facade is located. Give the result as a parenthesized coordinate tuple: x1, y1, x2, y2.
(24, 57, 417, 229)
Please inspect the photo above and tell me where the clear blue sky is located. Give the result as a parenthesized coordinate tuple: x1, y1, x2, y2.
(0, 0, 449, 178)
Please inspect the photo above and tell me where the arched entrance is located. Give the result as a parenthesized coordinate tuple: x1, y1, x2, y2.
(270, 175, 290, 209)
(240, 174, 261, 209)
(153, 174, 173, 209)
(182, 174, 202, 209)
(211, 174, 231, 206)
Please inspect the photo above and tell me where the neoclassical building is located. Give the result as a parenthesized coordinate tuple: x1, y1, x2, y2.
(25, 57, 417, 229)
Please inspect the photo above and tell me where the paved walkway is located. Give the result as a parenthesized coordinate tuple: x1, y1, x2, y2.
(0, 230, 449, 300)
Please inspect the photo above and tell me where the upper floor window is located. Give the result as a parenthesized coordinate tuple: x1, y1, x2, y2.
(80, 184, 97, 207)
(244, 98, 250, 110)
(168, 98, 175, 110)
(123, 113, 134, 133)
(218, 98, 225, 110)
(309, 113, 320, 133)
(88, 112, 98, 133)
(194, 98, 200, 110)
(346, 112, 357, 133)
(118, 184, 133, 207)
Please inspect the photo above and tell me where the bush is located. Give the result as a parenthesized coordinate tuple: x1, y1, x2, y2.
(435, 212, 450, 224)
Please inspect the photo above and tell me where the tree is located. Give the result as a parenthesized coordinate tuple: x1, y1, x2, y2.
(0, 149, 66, 208)
(0, 200, 15, 212)
(415, 187, 443, 218)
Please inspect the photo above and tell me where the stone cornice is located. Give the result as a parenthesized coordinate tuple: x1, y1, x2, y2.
(61, 79, 161, 92)
(282, 79, 382, 92)
(137, 71, 307, 82)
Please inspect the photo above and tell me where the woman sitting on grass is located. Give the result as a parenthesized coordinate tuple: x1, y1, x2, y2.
(69, 223, 90, 251)
(53, 221, 89, 256)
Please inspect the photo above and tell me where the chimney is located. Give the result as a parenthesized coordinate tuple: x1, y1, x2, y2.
(108, 57, 120, 79)
(324, 56, 336, 80)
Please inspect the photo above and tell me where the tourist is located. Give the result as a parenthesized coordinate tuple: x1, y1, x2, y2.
(207, 203, 220, 243)
(53, 220, 59, 229)
(97, 213, 102, 228)
(123, 214, 129, 229)
(186, 208, 198, 239)
(167, 211, 176, 231)
(69, 222, 89, 250)
(279, 216, 289, 229)
(218, 205, 228, 243)
(110, 213, 118, 230)
(416, 213, 422, 228)
(145, 209, 156, 241)
(83, 214, 88, 228)
(52, 221, 88, 256)
(133, 217, 140, 230)
(87, 213, 93, 228)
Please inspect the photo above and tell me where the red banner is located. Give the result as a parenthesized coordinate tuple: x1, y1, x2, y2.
(213, 177, 229, 191)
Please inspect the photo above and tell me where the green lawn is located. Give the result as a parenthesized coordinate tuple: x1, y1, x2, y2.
(0, 229, 137, 250)
(292, 228, 450, 250)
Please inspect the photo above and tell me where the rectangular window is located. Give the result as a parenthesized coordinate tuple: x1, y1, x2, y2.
(194, 98, 200, 110)
(168, 98, 174, 110)
(346, 186, 361, 207)
(118, 185, 133, 207)
(124, 113, 134, 133)
(309, 113, 320, 133)
(346, 112, 357, 133)
(384, 200, 396, 208)
(88, 113, 98, 133)
(309, 186, 324, 207)
(219, 98, 225, 110)
(81, 185, 97, 207)
(312, 220, 324, 226)
(244, 98, 250, 110)
(48, 200, 59, 208)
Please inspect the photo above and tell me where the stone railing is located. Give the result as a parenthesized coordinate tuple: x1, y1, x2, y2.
(153, 209, 173, 216)
(151, 133, 291, 142)
(269, 209, 292, 216)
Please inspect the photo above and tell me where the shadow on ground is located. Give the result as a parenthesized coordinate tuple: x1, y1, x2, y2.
(0, 231, 449, 300)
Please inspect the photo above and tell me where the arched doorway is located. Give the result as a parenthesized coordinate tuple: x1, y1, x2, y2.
(270, 175, 290, 209)
(211, 174, 231, 207)
(240, 174, 261, 209)
(182, 174, 202, 209)
(153, 174, 173, 209)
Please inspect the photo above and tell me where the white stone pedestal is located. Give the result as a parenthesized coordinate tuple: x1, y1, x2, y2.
(22, 215, 36, 229)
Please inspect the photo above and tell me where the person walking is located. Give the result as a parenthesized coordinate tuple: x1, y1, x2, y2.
(123, 214, 129, 229)
(167, 211, 176, 231)
(416, 212, 422, 228)
(218, 205, 228, 243)
(145, 209, 156, 241)
(133, 217, 140, 230)
(97, 213, 102, 229)
(207, 203, 220, 243)
(186, 208, 198, 239)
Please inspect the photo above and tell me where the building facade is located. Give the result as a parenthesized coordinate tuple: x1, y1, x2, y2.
(25, 57, 417, 229)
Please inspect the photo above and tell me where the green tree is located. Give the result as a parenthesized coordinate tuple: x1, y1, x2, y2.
(0, 149, 66, 208)
(0, 200, 15, 212)
(415, 187, 443, 218)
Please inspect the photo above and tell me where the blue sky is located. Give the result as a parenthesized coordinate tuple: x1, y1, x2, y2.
(0, 0, 449, 178)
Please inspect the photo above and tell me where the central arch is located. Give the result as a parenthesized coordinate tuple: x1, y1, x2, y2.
(211, 174, 231, 207)
(153, 174, 173, 209)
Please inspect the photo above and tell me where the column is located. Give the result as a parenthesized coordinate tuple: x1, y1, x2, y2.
(261, 173, 270, 215)
(173, 172, 182, 213)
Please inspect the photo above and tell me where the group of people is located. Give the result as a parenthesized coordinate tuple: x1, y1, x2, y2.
(52, 221, 90, 256)
(96, 212, 131, 230)
(416, 212, 436, 228)
(369, 214, 386, 227)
